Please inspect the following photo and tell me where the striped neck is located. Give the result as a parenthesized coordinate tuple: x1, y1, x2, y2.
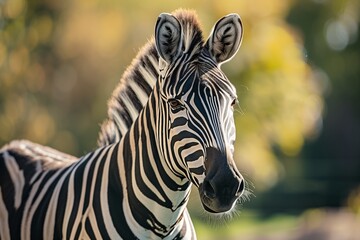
(115, 85, 193, 238)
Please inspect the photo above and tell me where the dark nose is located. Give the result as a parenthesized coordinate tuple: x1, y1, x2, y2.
(203, 175, 244, 199)
(201, 147, 244, 213)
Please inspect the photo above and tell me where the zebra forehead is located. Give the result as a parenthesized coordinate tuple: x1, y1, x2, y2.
(167, 66, 236, 100)
(198, 72, 237, 98)
(168, 67, 236, 100)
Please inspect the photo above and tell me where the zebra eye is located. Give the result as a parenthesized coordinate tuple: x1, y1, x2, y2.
(231, 98, 238, 107)
(168, 99, 183, 110)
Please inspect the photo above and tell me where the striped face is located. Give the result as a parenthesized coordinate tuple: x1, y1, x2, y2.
(155, 13, 244, 213)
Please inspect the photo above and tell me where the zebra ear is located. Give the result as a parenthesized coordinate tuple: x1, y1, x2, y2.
(155, 13, 183, 64)
(205, 14, 243, 65)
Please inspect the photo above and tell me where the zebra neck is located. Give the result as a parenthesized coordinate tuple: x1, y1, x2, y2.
(115, 90, 192, 237)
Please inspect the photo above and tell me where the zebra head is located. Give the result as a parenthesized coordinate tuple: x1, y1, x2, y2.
(155, 12, 244, 214)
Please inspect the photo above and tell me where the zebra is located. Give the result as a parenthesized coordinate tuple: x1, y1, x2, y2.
(0, 10, 245, 239)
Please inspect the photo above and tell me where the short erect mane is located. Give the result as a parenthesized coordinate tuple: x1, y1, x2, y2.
(98, 9, 204, 146)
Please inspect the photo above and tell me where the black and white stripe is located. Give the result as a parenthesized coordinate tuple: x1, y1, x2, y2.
(0, 9, 245, 239)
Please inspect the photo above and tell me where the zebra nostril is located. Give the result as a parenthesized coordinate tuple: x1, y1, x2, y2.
(203, 180, 216, 199)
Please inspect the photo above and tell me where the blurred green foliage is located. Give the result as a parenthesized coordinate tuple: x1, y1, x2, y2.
(251, 0, 360, 218)
(0, 0, 359, 228)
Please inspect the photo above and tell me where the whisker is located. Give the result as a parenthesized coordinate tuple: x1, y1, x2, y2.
(234, 102, 245, 116)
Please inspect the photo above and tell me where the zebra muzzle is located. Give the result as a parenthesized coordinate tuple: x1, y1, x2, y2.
(199, 147, 244, 213)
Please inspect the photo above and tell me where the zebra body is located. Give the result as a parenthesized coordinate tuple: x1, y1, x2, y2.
(1, 129, 193, 239)
(0, 10, 244, 239)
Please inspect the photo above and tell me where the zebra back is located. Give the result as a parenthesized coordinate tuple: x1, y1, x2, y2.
(98, 9, 203, 146)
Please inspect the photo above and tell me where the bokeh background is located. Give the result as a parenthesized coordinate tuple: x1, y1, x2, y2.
(1, 0, 359, 239)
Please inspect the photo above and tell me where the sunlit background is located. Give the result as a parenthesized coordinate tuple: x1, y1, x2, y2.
(1, 0, 359, 239)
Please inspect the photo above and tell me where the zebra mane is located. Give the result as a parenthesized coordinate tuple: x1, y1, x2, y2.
(98, 9, 204, 146)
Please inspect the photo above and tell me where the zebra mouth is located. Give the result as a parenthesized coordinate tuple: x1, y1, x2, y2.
(202, 201, 220, 214)
(199, 183, 239, 213)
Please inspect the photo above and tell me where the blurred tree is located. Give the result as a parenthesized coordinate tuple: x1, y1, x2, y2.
(254, 0, 360, 215)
